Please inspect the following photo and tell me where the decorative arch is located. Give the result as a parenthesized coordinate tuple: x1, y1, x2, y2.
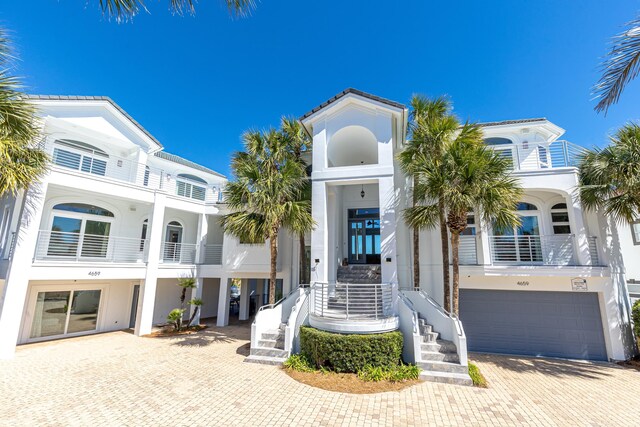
(53, 203, 114, 217)
(327, 125, 378, 167)
(484, 137, 513, 146)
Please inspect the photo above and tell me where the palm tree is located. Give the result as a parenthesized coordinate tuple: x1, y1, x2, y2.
(280, 117, 312, 285)
(0, 29, 48, 196)
(97, 0, 255, 21)
(406, 123, 522, 315)
(222, 128, 315, 304)
(399, 95, 458, 308)
(593, 17, 640, 114)
(579, 123, 640, 223)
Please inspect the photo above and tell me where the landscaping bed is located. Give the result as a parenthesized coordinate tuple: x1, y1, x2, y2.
(146, 324, 207, 338)
(284, 368, 421, 394)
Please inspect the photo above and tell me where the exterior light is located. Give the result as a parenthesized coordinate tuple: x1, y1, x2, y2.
(361, 185, 365, 199)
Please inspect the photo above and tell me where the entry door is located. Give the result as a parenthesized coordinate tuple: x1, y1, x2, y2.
(164, 225, 183, 262)
(348, 220, 366, 264)
(493, 215, 542, 263)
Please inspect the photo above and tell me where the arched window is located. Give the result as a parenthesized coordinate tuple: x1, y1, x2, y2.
(484, 137, 513, 146)
(53, 203, 114, 217)
(517, 202, 538, 211)
(551, 203, 571, 234)
(52, 139, 108, 176)
(176, 174, 207, 201)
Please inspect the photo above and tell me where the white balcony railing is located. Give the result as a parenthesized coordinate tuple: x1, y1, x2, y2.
(35, 230, 147, 263)
(459, 235, 478, 265)
(489, 235, 575, 266)
(161, 242, 197, 264)
(310, 282, 395, 320)
(202, 244, 223, 265)
(490, 140, 586, 171)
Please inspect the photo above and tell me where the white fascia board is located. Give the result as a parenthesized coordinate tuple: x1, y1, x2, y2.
(301, 93, 405, 129)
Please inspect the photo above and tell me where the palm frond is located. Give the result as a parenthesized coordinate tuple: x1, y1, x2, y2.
(97, 0, 256, 21)
(593, 16, 640, 114)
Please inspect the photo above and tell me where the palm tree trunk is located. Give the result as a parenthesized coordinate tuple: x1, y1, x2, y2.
(412, 188, 420, 290)
(299, 233, 308, 285)
(439, 199, 450, 311)
(269, 232, 278, 305)
(451, 231, 460, 316)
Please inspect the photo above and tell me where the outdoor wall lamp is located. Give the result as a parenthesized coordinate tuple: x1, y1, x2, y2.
(360, 185, 365, 199)
(314, 259, 320, 264)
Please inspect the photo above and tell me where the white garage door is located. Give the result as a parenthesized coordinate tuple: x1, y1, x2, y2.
(460, 289, 608, 361)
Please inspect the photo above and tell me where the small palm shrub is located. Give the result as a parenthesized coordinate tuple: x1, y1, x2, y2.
(283, 354, 316, 373)
(357, 364, 421, 382)
(166, 277, 202, 332)
(468, 362, 487, 388)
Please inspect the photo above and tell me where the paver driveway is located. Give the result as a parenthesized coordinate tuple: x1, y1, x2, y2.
(1, 320, 638, 426)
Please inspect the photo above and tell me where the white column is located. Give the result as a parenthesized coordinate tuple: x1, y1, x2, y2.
(0, 182, 48, 359)
(478, 219, 492, 266)
(378, 176, 398, 284)
(238, 278, 250, 321)
(310, 181, 328, 283)
(216, 276, 230, 326)
(189, 213, 208, 325)
(134, 193, 166, 336)
(566, 193, 591, 265)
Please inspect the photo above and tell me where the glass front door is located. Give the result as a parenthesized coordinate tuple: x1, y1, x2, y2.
(493, 215, 542, 263)
(30, 289, 101, 340)
(348, 208, 381, 264)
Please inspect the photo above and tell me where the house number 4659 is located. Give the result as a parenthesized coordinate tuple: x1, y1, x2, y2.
(88, 271, 101, 277)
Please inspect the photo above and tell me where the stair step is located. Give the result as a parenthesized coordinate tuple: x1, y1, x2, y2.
(244, 355, 287, 366)
(262, 330, 284, 340)
(420, 370, 473, 386)
(420, 351, 460, 363)
(422, 331, 439, 342)
(419, 324, 433, 334)
(257, 339, 285, 349)
(418, 361, 468, 375)
(421, 340, 457, 354)
(249, 347, 289, 358)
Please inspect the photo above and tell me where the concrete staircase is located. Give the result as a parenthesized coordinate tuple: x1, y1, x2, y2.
(337, 264, 381, 284)
(245, 323, 289, 365)
(417, 317, 472, 386)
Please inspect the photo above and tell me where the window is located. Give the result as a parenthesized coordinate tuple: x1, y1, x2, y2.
(52, 140, 108, 176)
(176, 174, 207, 201)
(538, 145, 549, 168)
(30, 289, 101, 339)
(485, 138, 514, 169)
(143, 167, 150, 187)
(551, 203, 571, 234)
(0, 206, 10, 252)
(632, 220, 640, 246)
(517, 202, 538, 211)
(140, 219, 148, 252)
(461, 214, 476, 236)
(47, 203, 114, 258)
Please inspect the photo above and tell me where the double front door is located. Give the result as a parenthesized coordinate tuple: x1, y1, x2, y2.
(348, 208, 381, 264)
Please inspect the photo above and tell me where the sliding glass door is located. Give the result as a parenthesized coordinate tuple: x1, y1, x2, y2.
(30, 289, 102, 340)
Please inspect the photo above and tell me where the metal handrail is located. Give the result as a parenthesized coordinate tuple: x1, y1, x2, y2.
(257, 284, 303, 312)
(488, 234, 575, 265)
(35, 230, 147, 263)
(310, 282, 395, 320)
(161, 242, 197, 264)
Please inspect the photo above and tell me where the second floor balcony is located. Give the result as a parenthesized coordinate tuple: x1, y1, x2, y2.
(488, 139, 586, 172)
(458, 234, 601, 267)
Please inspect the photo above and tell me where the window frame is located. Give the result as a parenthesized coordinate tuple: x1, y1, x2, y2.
(631, 220, 640, 246)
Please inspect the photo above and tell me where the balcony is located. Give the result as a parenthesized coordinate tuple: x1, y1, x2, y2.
(161, 242, 197, 264)
(490, 140, 586, 171)
(202, 244, 223, 265)
(35, 230, 147, 263)
(40, 139, 223, 203)
(459, 235, 601, 267)
(309, 282, 399, 333)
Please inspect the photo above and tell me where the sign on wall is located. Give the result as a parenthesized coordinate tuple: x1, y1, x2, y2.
(571, 278, 588, 291)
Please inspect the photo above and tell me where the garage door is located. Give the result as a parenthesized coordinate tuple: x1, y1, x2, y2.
(460, 290, 608, 361)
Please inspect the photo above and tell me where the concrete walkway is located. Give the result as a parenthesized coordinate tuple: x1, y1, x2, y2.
(1, 321, 638, 426)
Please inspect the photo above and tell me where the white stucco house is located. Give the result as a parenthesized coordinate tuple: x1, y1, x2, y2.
(0, 90, 637, 384)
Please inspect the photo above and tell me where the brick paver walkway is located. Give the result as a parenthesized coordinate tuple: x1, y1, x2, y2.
(1, 321, 638, 426)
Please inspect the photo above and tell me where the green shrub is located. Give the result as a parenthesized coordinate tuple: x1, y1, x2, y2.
(357, 364, 421, 382)
(299, 326, 403, 373)
(632, 300, 640, 338)
(468, 363, 487, 388)
(283, 354, 316, 373)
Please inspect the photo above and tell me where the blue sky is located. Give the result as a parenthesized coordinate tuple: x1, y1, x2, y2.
(2, 1, 640, 176)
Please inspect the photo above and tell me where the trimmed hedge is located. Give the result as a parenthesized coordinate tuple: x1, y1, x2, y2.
(299, 326, 403, 373)
(633, 300, 640, 339)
